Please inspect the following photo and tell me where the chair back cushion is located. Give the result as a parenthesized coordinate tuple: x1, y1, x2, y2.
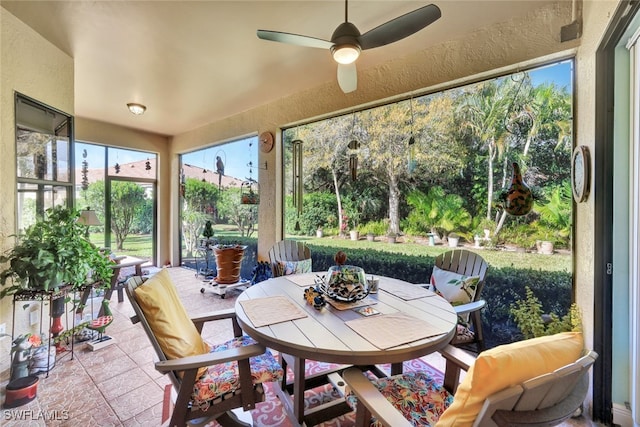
(276, 258, 313, 276)
(436, 331, 583, 427)
(133, 268, 210, 377)
(430, 265, 480, 307)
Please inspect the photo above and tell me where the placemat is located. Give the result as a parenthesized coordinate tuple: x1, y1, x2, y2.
(380, 281, 434, 300)
(325, 296, 377, 311)
(345, 313, 446, 349)
(285, 274, 319, 287)
(239, 296, 308, 327)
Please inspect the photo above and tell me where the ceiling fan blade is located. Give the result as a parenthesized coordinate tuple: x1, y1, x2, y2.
(337, 63, 357, 93)
(257, 30, 333, 49)
(358, 4, 441, 50)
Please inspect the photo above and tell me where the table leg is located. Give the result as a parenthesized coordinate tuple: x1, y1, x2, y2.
(390, 362, 403, 376)
(293, 356, 306, 424)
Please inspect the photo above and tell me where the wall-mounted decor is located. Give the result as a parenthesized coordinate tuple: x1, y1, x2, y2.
(571, 145, 590, 203)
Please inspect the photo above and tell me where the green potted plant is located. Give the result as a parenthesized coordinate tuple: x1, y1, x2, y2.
(0, 206, 114, 299)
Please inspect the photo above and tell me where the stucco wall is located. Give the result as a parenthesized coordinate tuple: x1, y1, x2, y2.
(171, 1, 578, 262)
(0, 7, 74, 376)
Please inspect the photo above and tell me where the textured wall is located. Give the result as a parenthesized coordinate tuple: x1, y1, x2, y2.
(171, 1, 579, 261)
(0, 7, 74, 376)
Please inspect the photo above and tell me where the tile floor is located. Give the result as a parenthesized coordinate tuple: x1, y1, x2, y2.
(1, 267, 601, 426)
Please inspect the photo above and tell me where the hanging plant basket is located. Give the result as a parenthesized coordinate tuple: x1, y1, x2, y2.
(240, 179, 259, 204)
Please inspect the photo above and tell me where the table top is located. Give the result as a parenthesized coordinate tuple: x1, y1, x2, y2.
(235, 272, 457, 365)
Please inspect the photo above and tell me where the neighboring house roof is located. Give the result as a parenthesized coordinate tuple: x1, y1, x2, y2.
(75, 159, 243, 188)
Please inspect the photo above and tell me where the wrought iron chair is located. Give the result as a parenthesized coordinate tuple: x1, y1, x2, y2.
(426, 249, 489, 353)
(343, 333, 597, 427)
(125, 270, 283, 427)
(268, 240, 312, 277)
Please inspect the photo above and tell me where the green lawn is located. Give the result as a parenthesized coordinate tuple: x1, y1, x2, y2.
(294, 235, 571, 272)
(91, 228, 571, 273)
(88, 233, 153, 260)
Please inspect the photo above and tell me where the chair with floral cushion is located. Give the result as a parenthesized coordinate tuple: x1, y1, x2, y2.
(268, 240, 312, 277)
(426, 249, 488, 353)
(125, 269, 284, 427)
(343, 332, 597, 427)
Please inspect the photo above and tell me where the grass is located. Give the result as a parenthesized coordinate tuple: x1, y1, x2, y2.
(88, 233, 153, 260)
(294, 235, 571, 272)
(91, 227, 572, 273)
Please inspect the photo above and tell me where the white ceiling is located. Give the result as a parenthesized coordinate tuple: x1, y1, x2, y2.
(1, 1, 556, 136)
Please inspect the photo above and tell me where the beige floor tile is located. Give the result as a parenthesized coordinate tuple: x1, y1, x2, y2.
(97, 367, 154, 401)
(121, 401, 163, 426)
(108, 381, 163, 421)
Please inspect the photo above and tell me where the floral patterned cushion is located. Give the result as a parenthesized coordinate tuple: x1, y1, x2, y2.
(346, 371, 454, 426)
(191, 335, 284, 412)
(277, 258, 312, 276)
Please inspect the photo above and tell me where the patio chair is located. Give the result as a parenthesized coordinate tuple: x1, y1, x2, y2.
(125, 269, 284, 427)
(268, 240, 312, 277)
(343, 332, 597, 427)
(425, 249, 489, 353)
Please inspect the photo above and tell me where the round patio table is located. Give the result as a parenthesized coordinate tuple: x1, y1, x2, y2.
(235, 272, 457, 425)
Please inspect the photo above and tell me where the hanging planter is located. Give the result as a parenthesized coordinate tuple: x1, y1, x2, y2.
(240, 179, 259, 204)
(503, 162, 533, 216)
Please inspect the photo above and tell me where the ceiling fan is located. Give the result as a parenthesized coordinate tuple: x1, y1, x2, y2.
(257, 1, 441, 94)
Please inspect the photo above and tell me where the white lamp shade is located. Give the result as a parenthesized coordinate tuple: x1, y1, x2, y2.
(332, 45, 360, 64)
(78, 209, 102, 226)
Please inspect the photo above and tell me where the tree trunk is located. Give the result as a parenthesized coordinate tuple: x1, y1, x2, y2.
(486, 141, 496, 220)
(388, 175, 400, 234)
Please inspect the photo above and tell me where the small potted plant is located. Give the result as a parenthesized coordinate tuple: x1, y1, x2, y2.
(202, 220, 215, 246)
(447, 232, 460, 247)
(386, 231, 398, 244)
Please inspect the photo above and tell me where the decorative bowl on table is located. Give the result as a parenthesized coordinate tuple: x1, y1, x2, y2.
(320, 265, 369, 302)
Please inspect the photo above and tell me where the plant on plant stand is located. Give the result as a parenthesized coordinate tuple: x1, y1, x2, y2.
(0, 206, 114, 351)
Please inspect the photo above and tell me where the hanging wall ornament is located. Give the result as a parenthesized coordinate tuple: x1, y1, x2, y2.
(292, 138, 304, 230)
(502, 162, 533, 216)
(348, 139, 359, 181)
(81, 149, 89, 190)
(408, 98, 416, 173)
(241, 141, 259, 204)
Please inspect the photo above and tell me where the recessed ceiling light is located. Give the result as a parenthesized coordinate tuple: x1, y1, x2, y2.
(127, 103, 146, 115)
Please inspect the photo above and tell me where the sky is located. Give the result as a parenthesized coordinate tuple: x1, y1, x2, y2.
(181, 136, 259, 181)
(528, 59, 573, 90)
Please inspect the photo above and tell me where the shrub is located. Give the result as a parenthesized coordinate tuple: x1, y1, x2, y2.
(305, 243, 572, 349)
(510, 286, 581, 339)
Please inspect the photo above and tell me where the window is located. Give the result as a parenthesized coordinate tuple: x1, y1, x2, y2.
(179, 137, 259, 278)
(75, 142, 157, 262)
(282, 60, 574, 349)
(15, 94, 73, 232)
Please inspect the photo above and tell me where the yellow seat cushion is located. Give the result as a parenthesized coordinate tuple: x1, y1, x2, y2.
(134, 268, 210, 377)
(436, 331, 583, 427)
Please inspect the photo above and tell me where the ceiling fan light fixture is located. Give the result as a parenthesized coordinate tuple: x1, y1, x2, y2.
(127, 102, 146, 115)
(331, 44, 360, 64)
